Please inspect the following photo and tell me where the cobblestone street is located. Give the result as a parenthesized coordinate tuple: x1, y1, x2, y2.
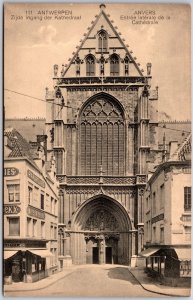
(5, 265, 166, 297)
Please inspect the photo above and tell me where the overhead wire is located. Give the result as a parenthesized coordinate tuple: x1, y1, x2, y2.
(5, 89, 191, 134)
(4, 88, 77, 109)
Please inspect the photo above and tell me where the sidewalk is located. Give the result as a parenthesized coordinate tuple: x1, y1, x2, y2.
(4, 265, 191, 297)
(129, 267, 191, 297)
(4, 265, 77, 294)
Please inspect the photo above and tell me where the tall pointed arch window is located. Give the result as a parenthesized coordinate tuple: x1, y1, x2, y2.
(80, 95, 125, 176)
(110, 54, 119, 76)
(86, 55, 95, 76)
(98, 30, 108, 52)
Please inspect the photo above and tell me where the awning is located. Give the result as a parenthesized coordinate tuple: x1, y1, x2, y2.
(4, 250, 18, 260)
(139, 248, 161, 257)
(27, 249, 54, 258)
(174, 248, 191, 261)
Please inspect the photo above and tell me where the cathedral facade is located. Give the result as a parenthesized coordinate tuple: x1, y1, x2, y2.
(45, 4, 158, 266)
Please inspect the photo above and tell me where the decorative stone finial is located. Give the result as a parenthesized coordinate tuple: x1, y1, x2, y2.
(100, 4, 106, 10)
(54, 64, 58, 77)
(61, 64, 65, 76)
(45, 87, 49, 96)
(147, 62, 152, 75)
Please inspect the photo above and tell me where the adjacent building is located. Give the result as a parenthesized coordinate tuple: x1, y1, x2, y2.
(142, 133, 191, 285)
(4, 128, 59, 283)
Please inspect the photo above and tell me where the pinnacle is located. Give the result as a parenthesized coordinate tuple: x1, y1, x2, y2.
(100, 4, 106, 10)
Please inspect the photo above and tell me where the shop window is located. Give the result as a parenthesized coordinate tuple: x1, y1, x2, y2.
(86, 55, 95, 76)
(32, 255, 38, 273)
(110, 54, 119, 76)
(28, 186, 33, 204)
(7, 184, 20, 202)
(9, 217, 20, 236)
(40, 194, 44, 210)
(184, 187, 191, 211)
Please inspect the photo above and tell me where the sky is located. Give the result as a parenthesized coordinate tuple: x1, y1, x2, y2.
(4, 3, 191, 120)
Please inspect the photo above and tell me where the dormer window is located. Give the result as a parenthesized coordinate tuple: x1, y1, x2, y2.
(86, 55, 95, 76)
(98, 30, 108, 52)
(110, 54, 119, 76)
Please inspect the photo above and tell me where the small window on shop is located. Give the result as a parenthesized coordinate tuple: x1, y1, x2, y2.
(9, 217, 20, 236)
(7, 184, 20, 202)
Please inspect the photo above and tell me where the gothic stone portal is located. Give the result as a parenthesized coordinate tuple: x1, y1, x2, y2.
(69, 196, 132, 265)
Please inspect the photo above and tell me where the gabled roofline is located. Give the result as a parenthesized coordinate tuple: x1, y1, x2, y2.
(62, 6, 144, 77)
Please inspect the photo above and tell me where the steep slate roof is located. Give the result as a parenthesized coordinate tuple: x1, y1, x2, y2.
(62, 4, 144, 77)
(5, 118, 46, 142)
(169, 133, 191, 161)
(158, 121, 191, 149)
(4, 127, 38, 167)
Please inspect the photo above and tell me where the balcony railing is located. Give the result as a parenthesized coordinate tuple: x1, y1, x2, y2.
(56, 174, 147, 185)
(56, 76, 146, 86)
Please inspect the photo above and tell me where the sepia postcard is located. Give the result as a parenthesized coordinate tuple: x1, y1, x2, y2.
(3, 2, 191, 297)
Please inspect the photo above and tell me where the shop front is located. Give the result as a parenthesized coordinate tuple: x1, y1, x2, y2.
(4, 248, 53, 284)
(140, 247, 191, 287)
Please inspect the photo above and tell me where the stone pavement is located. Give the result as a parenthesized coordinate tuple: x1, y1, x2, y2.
(4, 265, 192, 297)
(4, 265, 77, 294)
(129, 267, 191, 297)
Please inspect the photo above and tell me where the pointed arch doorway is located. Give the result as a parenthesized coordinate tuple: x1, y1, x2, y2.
(70, 195, 133, 265)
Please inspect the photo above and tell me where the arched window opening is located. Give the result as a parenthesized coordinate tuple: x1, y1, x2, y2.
(98, 30, 108, 52)
(80, 96, 125, 176)
(86, 55, 95, 76)
(110, 54, 119, 76)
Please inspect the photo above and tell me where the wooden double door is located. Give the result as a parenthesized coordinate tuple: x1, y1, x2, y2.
(86, 237, 118, 264)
